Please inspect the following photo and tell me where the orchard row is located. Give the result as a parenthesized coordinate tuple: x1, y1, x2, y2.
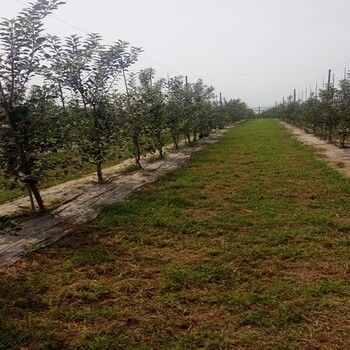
(0, 0, 253, 210)
(265, 78, 350, 146)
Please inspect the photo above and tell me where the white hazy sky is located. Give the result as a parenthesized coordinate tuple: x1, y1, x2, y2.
(2, 0, 350, 108)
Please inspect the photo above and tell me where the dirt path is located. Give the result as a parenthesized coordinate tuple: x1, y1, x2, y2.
(281, 122, 350, 178)
(0, 128, 231, 268)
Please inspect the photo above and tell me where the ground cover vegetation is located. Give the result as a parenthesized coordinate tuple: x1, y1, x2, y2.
(1, 119, 349, 349)
(265, 78, 350, 147)
(0, 0, 252, 209)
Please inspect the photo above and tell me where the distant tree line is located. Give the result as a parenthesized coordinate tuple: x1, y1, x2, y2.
(0, 0, 253, 211)
(264, 78, 350, 147)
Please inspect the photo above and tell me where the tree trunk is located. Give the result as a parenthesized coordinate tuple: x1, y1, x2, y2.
(134, 139, 143, 168)
(328, 130, 333, 142)
(156, 134, 164, 158)
(172, 133, 179, 150)
(340, 134, 346, 148)
(26, 185, 35, 211)
(158, 147, 163, 158)
(27, 180, 45, 211)
(135, 155, 142, 168)
(97, 162, 104, 183)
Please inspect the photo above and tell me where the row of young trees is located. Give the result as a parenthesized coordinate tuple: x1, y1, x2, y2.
(0, 0, 253, 211)
(265, 77, 350, 146)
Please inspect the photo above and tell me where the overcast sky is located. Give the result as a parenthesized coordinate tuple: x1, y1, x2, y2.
(3, 0, 350, 108)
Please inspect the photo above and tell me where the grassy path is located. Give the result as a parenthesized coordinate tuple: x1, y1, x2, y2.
(1, 119, 350, 349)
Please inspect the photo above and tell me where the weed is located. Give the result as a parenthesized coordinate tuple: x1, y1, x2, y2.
(73, 245, 117, 266)
(165, 263, 235, 290)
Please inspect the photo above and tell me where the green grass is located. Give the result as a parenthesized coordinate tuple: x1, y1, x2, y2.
(1, 119, 350, 349)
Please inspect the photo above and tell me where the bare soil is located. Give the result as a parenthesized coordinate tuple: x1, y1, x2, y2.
(281, 121, 350, 178)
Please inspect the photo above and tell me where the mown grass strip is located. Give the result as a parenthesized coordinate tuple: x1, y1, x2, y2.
(1, 119, 350, 349)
